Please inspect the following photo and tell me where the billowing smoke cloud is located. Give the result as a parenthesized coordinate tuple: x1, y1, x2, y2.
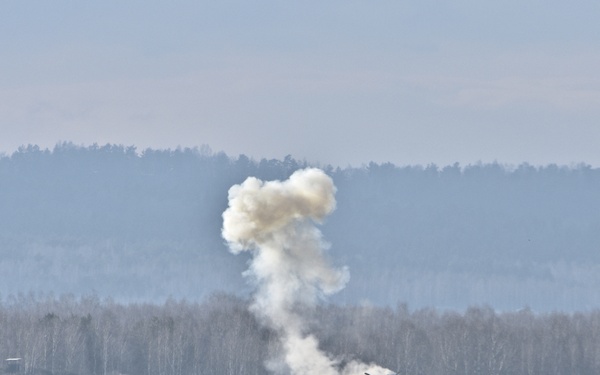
(222, 168, 393, 375)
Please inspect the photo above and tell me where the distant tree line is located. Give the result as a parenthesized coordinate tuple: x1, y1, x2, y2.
(1, 294, 600, 375)
(2, 143, 600, 309)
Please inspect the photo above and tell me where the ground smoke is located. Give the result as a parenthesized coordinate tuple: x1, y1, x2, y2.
(222, 168, 393, 375)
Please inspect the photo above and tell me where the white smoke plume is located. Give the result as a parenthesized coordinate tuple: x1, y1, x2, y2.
(222, 168, 394, 375)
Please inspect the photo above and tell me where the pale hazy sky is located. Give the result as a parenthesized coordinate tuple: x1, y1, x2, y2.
(2, 1, 600, 167)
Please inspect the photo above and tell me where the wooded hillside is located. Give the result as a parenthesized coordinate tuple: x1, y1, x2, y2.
(1, 143, 600, 310)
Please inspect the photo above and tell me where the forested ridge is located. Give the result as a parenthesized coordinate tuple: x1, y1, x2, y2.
(1, 143, 600, 310)
(1, 294, 600, 375)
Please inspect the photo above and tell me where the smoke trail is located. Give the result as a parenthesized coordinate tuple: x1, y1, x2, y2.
(222, 168, 393, 375)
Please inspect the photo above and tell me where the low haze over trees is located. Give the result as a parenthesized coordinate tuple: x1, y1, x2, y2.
(1, 143, 600, 310)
